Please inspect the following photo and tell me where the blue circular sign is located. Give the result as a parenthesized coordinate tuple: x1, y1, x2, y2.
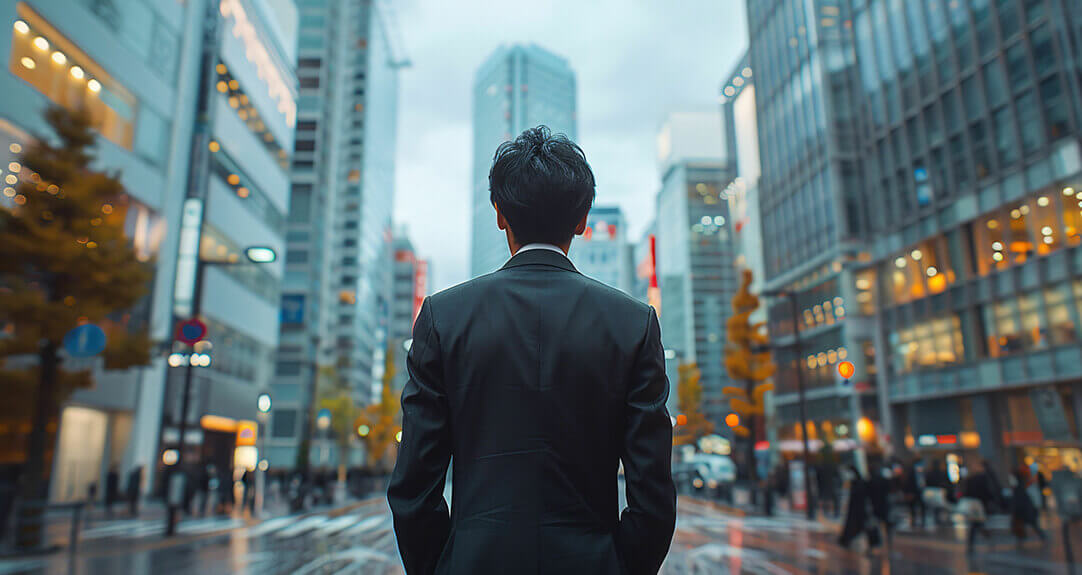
(63, 324, 107, 358)
(176, 318, 207, 345)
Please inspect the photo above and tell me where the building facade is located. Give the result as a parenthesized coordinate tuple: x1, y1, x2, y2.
(654, 111, 738, 429)
(0, 0, 299, 499)
(568, 205, 633, 293)
(268, 0, 401, 469)
(470, 44, 577, 277)
(848, 0, 1082, 474)
(388, 228, 427, 392)
(745, 0, 878, 464)
(163, 0, 298, 483)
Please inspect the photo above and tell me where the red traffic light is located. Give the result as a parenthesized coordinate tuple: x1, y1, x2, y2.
(676, 414, 688, 426)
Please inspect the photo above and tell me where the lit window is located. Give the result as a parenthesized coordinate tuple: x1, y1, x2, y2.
(9, 4, 134, 149)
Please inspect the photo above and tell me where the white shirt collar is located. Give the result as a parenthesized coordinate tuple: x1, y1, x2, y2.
(516, 243, 567, 256)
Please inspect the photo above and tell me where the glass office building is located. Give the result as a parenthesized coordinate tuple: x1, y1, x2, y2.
(269, 0, 401, 468)
(849, 0, 1082, 473)
(470, 44, 577, 277)
(568, 205, 633, 293)
(655, 112, 738, 429)
(746, 0, 879, 459)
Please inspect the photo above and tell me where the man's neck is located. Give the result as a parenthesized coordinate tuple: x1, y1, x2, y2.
(514, 242, 570, 256)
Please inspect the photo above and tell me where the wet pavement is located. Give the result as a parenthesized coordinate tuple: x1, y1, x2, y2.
(0, 495, 1069, 574)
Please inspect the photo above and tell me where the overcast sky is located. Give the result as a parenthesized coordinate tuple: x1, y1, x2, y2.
(392, 0, 749, 292)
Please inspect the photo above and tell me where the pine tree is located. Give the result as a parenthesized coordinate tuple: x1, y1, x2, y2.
(0, 106, 151, 545)
(673, 362, 714, 447)
(723, 268, 775, 482)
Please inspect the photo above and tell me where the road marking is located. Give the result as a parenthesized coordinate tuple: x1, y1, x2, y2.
(316, 514, 363, 536)
(180, 517, 243, 534)
(246, 516, 295, 537)
(276, 515, 329, 538)
(342, 514, 387, 536)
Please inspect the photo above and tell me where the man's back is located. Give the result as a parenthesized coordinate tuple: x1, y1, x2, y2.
(388, 247, 677, 574)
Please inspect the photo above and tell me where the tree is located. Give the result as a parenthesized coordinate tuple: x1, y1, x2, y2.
(673, 363, 714, 447)
(723, 269, 775, 483)
(0, 106, 151, 546)
(353, 343, 401, 472)
(316, 365, 360, 483)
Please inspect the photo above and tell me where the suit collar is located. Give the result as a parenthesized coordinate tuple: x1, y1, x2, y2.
(500, 246, 578, 273)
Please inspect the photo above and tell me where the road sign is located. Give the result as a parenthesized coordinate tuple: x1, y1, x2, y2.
(63, 324, 107, 358)
(176, 318, 207, 345)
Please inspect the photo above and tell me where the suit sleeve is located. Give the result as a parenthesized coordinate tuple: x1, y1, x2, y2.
(616, 307, 677, 575)
(387, 298, 452, 574)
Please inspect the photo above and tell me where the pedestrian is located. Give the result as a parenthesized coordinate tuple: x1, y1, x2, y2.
(838, 465, 879, 550)
(868, 465, 893, 544)
(1033, 464, 1049, 511)
(217, 467, 234, 515)
(1010, 467, 1048, 545)
(204, 464, 218, 516)
(961, 459, 995, 555)
(104, 465, 119, 518)
(903, 460, 927, 529)
(126, 465, 142, 518)
(817, 462, 839, 518)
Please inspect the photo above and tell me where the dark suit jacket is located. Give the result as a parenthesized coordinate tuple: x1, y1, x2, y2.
(387, 248, 677, 575)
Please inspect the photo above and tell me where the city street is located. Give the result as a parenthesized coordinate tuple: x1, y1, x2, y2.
(0, 493, 1072, 575)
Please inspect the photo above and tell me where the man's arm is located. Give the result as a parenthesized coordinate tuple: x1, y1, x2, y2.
(616, 307, 677, 575)
(387, 298, 452, 574)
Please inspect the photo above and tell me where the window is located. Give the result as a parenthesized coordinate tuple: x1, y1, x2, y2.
(1040, 76, 1070, 142)
(993, 106, 1020, 166)
(276, 361, 301, 376)
(984, 299, 1022, 357)
(890, 316, 964, 374)
(984, 63, 1007, 109)
(299, 76, 320, 89)
(971, 122, 991, 180)
(10, 5, 135, 149)
(997, 0, 1020, 40)
(1046, 284, 1078, 344)
(286, 250, 308, 264)
(295, 139, 316, 152)
(1017, 90, 1044, 154)
(1006, 43, 1031, 91)
(289, 189, 311, 222)
(1031, 25, 1055, 74)
(271, 409, 298, 438)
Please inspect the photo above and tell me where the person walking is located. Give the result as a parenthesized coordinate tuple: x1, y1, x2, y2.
(838, 465, 878, 550)
(1010, 467, 1048, 546)
(125, 466, 142, 518)
(387, 127, 677, 575)
(961, 460, 996, 555)
(868, 465, 893, 544)
(903, 460, 927, 529)
(817, 462, 840, 518)
(104, 465, 119, 518)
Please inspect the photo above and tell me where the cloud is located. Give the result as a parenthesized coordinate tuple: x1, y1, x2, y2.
(393, 0, 748, 291)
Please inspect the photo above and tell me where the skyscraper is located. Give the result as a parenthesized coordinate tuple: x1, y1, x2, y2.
(568, 205, 633, 293)
(654, 111, 738, 429)
(745, 0, 875, 462)
(471, 44, 577, 277)
(389, 228, 427, 392)
(268, 0, 403, 468)
(847, 0, 1082, 473)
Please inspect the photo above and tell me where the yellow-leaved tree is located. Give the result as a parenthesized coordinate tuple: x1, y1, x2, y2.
(316, 365, 361, 483)
(723, 268, 775, 482)
(673, 362, 714, 447)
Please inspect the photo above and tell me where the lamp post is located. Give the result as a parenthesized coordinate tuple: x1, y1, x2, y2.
(165, 246, 277, 536)
(255, 392, 272, 516)
(762, 289, 816, 521)
(316, 409, 331, 468)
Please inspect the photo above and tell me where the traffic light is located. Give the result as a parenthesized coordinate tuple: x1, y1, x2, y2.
(725, 413, 740, 428)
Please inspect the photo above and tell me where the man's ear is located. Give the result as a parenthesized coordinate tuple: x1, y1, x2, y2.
(573, 212, 589, 236)
(495, 203, 508, 231)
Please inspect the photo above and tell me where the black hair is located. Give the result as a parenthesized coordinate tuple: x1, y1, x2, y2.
(488, 125, 596, 245)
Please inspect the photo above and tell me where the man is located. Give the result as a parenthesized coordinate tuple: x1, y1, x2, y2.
(388, 126, 677, 574)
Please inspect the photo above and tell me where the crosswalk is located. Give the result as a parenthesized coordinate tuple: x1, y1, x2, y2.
(77, 506, 393, 543)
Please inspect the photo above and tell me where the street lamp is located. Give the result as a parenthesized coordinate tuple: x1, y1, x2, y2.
(254, 392, 271, 516)
(165, 245, 277, 536)
(316, 409, 331, 469)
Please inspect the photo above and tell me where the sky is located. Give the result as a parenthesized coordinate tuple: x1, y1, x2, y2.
(392, 0, 749, 292)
